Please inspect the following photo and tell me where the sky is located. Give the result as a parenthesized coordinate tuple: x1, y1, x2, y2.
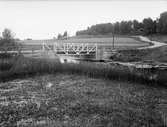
(0, 0, 166, 39)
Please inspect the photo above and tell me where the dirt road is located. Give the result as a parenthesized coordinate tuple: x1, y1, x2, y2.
(137, 36, 167, 49)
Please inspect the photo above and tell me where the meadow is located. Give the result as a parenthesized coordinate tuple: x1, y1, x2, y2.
(0, 56, 167, 127)
(21, 36, 149, 51)
(0, 74, 167, 127)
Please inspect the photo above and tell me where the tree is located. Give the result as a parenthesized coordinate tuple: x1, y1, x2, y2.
(132, 20, 142, 33)
(113, 22, 120, 34)
(2, 28, 14, 40)
(142, 18, 155, 35)
(75, 11, 167, 36)
(57, 33, 62, 40)
(157, 11, 167, 34)
(63, 31, 68, 37)
(119, 21, 132, 34)
(53, 36, 56, 40)
(0, 28, 19, 51)
(126, 21, 133, 34)
(152, 20, 157, 34)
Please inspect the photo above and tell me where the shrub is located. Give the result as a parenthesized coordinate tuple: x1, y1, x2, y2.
(0, 56, 166, 86)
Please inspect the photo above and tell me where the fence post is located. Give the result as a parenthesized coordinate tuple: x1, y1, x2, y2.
(42, 42, 45, 52)
(53, 43, 57, 53)
(96, 43, 98, 59)
(87, 43, 89, 54)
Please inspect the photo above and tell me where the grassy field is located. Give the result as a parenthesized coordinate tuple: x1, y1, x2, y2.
(20, 36, 149, 51)
(22, 37, 147, 44)
(0, 73, 167, 127)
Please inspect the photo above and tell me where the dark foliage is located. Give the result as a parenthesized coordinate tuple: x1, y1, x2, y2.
(76, 11, 167, 36)
(0, 28, 20, 52)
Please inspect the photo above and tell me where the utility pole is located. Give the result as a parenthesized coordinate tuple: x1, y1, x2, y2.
(150, 28, 153, 41)
(112, 25, 115, 49)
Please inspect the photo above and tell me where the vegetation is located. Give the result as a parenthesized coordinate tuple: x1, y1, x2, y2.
(111, 46, 167, 62)
(0, 56, 167, 86)
(57, 31, 68, 40)
(76, 11, 167, 36)
(0, 59, 14, 71)
(0, 74, 166, 127)
(147, 34, 167, 43)
(0, 28, 20, 52)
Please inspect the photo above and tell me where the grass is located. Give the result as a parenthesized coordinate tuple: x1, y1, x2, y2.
(0, 56, 167, 86)
(22, 36, 145, 44)
(0, 74, 166, 127)
(0, 54, 20, 71)
(0, 55, 167, 126)
(147, 34, 167, 43)
(111, 46, 167, 62)
(0, 59, 13, 71)
(21, 36, 149, 51)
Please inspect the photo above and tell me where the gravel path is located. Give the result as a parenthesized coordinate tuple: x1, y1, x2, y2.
(137, 36, 167, 49)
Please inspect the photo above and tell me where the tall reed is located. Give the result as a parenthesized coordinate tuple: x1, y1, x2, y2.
(0, 56, 166, 86)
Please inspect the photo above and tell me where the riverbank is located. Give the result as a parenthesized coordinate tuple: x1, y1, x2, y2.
(1, 56, 167, 86)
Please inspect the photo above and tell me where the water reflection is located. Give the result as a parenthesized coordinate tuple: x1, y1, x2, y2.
(59, 56, 80, 64)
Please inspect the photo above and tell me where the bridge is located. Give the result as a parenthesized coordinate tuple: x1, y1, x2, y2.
(42, 42, 98, 56)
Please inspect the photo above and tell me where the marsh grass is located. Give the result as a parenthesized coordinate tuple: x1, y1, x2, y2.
(0, 55, 20, 71)
(0, 74, 165, 127)
(0, 56, 166, 86)
(0, 59, 13, 71)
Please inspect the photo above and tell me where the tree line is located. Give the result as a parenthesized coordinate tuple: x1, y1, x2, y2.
(76, 11, 167, 36)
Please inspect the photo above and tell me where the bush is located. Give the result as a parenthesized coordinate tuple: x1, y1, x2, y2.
(0, 60, 13, 71)
(0, 56, 166, 86)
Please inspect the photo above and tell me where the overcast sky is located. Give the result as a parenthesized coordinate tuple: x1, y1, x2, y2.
(0, 0, 166, 39)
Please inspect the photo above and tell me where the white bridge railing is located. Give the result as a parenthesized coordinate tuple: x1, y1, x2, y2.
(42, 42, 98, 55)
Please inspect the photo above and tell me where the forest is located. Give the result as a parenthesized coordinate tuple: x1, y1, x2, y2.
(76, 11, 167, 36)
